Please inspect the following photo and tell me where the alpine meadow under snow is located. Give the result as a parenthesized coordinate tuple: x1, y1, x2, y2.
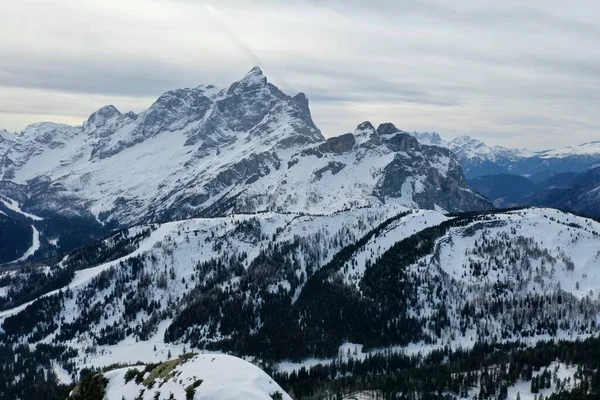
(2, 68, 600, 400)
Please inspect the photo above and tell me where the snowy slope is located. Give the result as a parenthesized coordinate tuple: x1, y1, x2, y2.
(4, 205, 600, 394)
(0, 195, 46, 263)
(398, 207, 600, 348)
(0, 196, 43, 221)
(265, 206, 600, 370)
(268, 207, 600, 388)
(13, 225, 40, 262)
(341, 209, 449, 287)
(78, 354, 291, 400)
(433, 208, 600, 296)
(0, 205, 411, 372)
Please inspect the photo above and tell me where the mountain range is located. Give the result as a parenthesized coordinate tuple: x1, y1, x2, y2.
(468, 167, 600, 217)
(411, 131, 600, 219)
(411, 131, 600, 179)
(2, 67, 600, 400)
(0, 67, 490, 262)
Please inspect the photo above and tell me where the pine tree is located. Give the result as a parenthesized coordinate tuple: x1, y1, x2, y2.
(531, 376, 539, 394)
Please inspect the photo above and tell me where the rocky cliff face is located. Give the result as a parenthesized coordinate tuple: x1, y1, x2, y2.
(0, 68, 490, 239)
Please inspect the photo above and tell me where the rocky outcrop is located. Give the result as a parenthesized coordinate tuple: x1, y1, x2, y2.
(318, 133, 356, 154)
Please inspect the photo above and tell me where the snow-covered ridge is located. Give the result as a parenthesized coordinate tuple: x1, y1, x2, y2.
(342, 209, 449, 287)
(76, 353, 291, 400)
(538, 140, 600, 158)
(275, 206, 600, 376)
(0, 206, 410, 371)
(3, 205, 600, 391)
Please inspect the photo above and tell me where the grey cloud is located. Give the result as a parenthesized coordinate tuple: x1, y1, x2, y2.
(0, 52, 234, 97)
(302, 0, 600, 39)
(1, 0, 599, 149)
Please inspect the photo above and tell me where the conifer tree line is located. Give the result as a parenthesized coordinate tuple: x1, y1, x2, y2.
(270, 337, 600, 399)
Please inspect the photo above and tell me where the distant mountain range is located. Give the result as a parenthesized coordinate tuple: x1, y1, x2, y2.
(411, 132, 600, 179)
(469, 167, 600, 218)
(409, 131, 600, 217)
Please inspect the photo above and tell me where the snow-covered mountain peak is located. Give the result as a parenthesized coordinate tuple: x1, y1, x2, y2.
(411, 131, 446, 147)
(351, 121, 379, 147)
(376, 122, 408, 136)
(195, 83, 220, 98)
(246, 65, 265, 79)
(0, 129, 12, 138)
(88, 104, 121, 119)
(356, 121, 376, 132)
(197, 68, 324, 150)
(406, 131, 600, 178)
(228, 65, 268, 94)
(450, 134, 486, 149)
(84, 105, 123, 132)
(448, 135, 534, 165)
(20, 121, 73, 136)
(371, 123, 421, 153)
(148, 86, 217, 116)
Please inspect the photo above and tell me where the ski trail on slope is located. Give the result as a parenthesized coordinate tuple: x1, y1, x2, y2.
(13, 225, 40, 263)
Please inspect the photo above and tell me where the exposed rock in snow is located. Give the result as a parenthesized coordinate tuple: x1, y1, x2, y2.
(72, 353, 291, 400)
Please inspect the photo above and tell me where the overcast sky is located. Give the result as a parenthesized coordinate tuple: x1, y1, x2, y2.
(1, 0, 599, 149)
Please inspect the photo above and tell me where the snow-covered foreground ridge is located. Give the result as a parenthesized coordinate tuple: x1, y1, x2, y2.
(0, 206, 412, 364)
(4, 205, 600, 389)
(70, 353, 291, 400)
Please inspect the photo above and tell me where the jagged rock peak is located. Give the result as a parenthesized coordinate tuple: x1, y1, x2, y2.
(356, 121, 376, 132)
(377, 122, 403, 136)
(225, 67, 268, 96)
(239, 66, 267, 85)
(247, 65, 264, 75)
(150, 86, 214, 111)
(85, 105, 121, 129)
(421, 132, 442, 142)
(293, 92, 311, 117)
(318, 133, 356, 154)
(88, 105, 121, 120)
